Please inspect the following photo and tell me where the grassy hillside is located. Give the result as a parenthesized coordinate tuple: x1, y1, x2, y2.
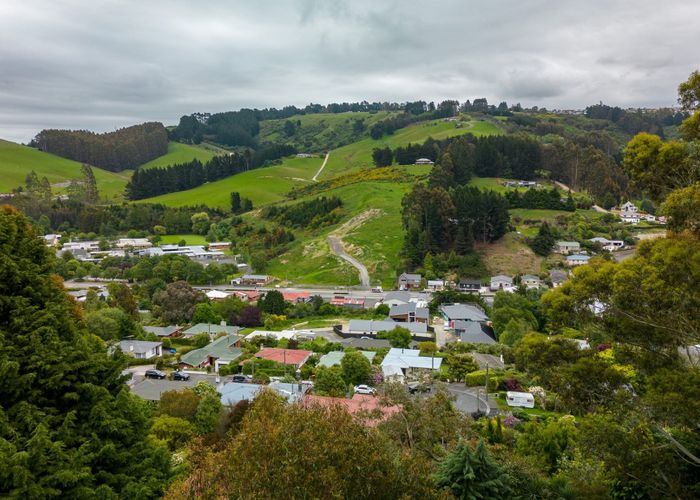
(0, 139, 129, 200)
(139, 141, 224, 169)
(141, 155, 321, 208)
(141, 115, 502, 209)
(319, 117, 502, 180)
(259, 111, 396, 152)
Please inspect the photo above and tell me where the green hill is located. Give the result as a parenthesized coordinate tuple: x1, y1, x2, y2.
(0, 139, 129, 200)
(258, 111, 397, 152)
(141, 115, 503, 209)
(138, 141, 225, 169)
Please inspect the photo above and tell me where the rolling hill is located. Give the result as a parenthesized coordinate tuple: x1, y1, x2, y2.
(138, 141, 226, 169)
(141, 115, 503, 208)
(0, 139, 129, 200)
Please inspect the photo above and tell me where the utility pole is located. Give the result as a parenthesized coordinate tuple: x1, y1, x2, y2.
(484, 362, 489, 414)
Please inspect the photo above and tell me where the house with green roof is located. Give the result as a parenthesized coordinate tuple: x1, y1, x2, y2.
(179, 334, 243, 373)
(318, 350, 376, 367)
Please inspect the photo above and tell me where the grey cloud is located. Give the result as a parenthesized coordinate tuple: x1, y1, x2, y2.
(0, 0, 699, 142)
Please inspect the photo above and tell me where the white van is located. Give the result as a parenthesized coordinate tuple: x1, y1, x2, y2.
(371, 286, 383, 293)
(506, 391, 535, 408)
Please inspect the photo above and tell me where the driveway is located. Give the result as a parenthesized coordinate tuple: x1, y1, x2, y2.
(327, 235, 370, 287)
(447, 384, 498, 415)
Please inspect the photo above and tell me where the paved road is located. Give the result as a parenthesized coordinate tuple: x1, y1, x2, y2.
(312, 152, 330, 182)
(327, 235, 370, 287)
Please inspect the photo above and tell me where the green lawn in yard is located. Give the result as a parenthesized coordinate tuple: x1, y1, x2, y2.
(139, 141, 223, 169)
(159, 234, 208, 245)
(0, 139, 129, 200)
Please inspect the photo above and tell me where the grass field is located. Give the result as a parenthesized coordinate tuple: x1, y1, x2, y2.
(158, 234, 208, 245)
(139, 141, 224, 169)
(142, 155, 321, 208)
(319, 117, 503, 180)
(0, 139, 129, 200)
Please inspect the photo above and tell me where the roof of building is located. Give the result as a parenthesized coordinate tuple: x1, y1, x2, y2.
(206, 290, 231, 300)
(219, 383, 263, 406)
(398, 272, 422, 281)
(521, 274, 541, 281)
(381, 348, 442, 370)
(549, 270, 568, 282)
(440, 303, 488, 322)
(245, 330, 297, 341)
(119, 340, 162, 355)
(389, 303, 429, 319)
(454, 321, 497, 344)
(339, 337, 395, 349)
(557, 241, 581, 247)
(241, 274, 269, 280)
(180, 334, 243, 367)
(318, 350, 376, 367)
(253, 348, 312, 366)
(282, 291, 310, 302)
(348, 319, 428, 334)
(131, 379, 210, 401)
(183, 323, 240, 337)
(566, 254, 591, 261)
(460, 278, 482, 285)
(589, 237, 611, 243)
(383, 291, 411, 303)
(491, 275, 513, 283)
(143, 325, 181, 337)
(303, 394, 400, 426)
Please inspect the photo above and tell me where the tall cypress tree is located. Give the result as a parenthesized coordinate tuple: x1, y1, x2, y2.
(0, 206, 170, 497)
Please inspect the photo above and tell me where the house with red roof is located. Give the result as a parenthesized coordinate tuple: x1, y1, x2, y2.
(283, 291, 310, 303)
(302, 394, 400, 427)
(253, 348, 312, 368)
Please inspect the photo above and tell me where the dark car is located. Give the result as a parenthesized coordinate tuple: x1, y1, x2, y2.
(144, 369, 167, 379)
(173, 371, 190, 381)
(407, 382, 431, 394)
(232, 374, 251, 383)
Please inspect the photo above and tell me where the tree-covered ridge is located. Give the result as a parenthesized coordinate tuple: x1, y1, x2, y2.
(34, 122, 168, 172)
(0, 205, 169, 498)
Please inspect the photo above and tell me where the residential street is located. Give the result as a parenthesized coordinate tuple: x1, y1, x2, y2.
(446, 383, 498, 415)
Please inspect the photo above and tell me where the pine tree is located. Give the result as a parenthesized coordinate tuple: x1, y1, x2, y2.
(81, 164, 99, 203)
(230, 191, 241, 214)
(530, 222, 556, 256)
(455, 223, 475, 255)
(0, 206, 170, 497)
(435, 440, 512, 498)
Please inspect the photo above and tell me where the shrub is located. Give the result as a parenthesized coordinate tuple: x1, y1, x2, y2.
(463, 370, 500, 391)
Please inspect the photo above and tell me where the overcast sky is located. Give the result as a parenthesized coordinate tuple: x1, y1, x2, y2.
(1, 0, 698, 142)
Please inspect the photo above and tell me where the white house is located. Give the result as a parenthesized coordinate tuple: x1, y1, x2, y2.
(619, 212, 640, 224)
(414, 158, 434, 165)
(566, 254, 591, 266)
(43, 234, 62, 247)
(381, 348, 442, 383)
(620, 201, 638, 213)
(521, 274, 544, 289)
(490, 275, 514, 291)
(119, 340, 162, 359)
(589, 237, 624, 251)
(116, 238, 152, 249)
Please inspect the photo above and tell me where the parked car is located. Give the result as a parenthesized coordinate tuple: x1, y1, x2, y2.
(354, 385, 376, 395)
(144, 369, 166, 379)
(232, 374, 251, 383)
(173, 371, 190, 381)
(407, 382, 431, 394)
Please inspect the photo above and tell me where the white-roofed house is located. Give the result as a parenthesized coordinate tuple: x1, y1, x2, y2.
(490, 275, 514, 292)
(381, 348, 442, 383)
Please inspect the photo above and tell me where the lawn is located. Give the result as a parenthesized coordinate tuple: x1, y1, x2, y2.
(0, 139, 129, 200)
(479, 233, 543, 277)
(159, 234, 208, 245)
(139, 141, 223, 169)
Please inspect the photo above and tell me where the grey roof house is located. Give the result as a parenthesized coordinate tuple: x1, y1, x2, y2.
(439, 303, 488, 323)
(453, 321, 497, 344)
(119, 340, 162, 359)
(490, 275, 514, 291)
(318, 350, 376, 367)
(182, 323, 240, 338)
(143, 325, 182, 337)
(388, 302, 429, 323)
(397, 272, 422, 290)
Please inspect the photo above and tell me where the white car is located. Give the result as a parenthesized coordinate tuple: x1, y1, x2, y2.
(354, 385, 376, 395)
